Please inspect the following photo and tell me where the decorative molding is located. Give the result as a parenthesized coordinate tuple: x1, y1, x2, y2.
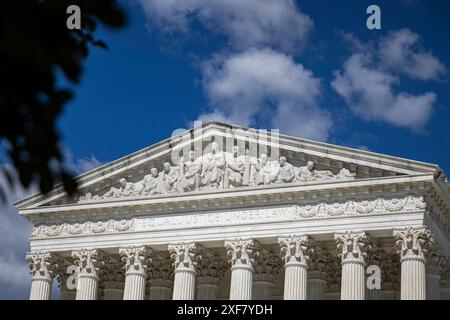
(29, 195, 427, 240)
(334, 231, 370, 262)
(225, 238, 260, 268)
(393, 227, 434, 261)
(78, 148, 356, 203)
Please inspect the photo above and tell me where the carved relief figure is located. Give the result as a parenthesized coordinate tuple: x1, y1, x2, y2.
(252, 153, 279, 186)
(274, 156, 295, 184)
(296, 161, 333, 182)
(78, 146, 358, 202)
(224, 146, 245, 188)
(158, 162, 179, 194)
(142, 168, 159, 195)
(177, 151, 202, 192)
(200, 142, 225, 189)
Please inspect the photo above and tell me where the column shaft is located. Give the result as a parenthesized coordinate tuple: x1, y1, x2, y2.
(197, 277, 219, 300)
(229, 265, 253, 300)
(123, 271, 146, 300)
(149, 280, 172, 300)
(76, 273, 99, 300)
(30, 276, 52, 300)
(401, 257, 426, 300)
(307, 271, 327, 300)
(283, 263, 307, 300)
(341, 259, 365, 300)
(173, 269, 196, 300)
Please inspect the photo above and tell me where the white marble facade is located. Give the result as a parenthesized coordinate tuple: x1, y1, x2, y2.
(16, 122, 450, 300)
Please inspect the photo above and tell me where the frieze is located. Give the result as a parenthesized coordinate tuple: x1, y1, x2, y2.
(30, 195, 426, 239)
(78, 143, 356, 203)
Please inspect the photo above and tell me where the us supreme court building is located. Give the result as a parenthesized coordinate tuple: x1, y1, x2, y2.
(16, 122, 450, 300)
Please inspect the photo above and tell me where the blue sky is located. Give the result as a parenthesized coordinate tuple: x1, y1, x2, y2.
(1, 0, 449, 299)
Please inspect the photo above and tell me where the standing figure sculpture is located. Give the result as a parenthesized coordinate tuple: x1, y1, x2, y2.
(274, 156, 296, 184)
(201, 142, 225, 189)
(224, 146, 245, 188)
(177, 151, 202, 192)
(158, 162, 179, 194)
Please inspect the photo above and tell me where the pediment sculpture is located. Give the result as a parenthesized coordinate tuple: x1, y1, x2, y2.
(79, 142, 356, 202)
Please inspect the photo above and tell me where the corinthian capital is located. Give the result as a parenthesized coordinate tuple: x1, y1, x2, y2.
(334, 231, 370, 262)
(72, 249, 105, 278)
(119, 245, 153, 274)
(278, 235, 312, 266)
(197, 249, 227, 279)
(26, 251, 58, 280)
(225, 238, 260, 268)
(393, 227, 434, 260)
(254, 247, 282, 278)
(168, 242, 201, 272)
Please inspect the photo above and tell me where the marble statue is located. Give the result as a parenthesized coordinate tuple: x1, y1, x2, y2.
(224, 146, 245, 188)
(200, 142, 225, 189)
(177, 151, 202, 192)
(252, 153, 279, 186)
(274, 156, 296, 184)
(78, 145, 357, 202)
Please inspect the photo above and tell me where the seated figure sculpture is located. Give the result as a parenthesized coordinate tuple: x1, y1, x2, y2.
(252, 153, 279, 186)
(296, 161, 334, 182)
(158, 162, 179, 194)
(141, 167, 159, 195)
(274, 156, 296, 184)
(224, 146, 245, 188)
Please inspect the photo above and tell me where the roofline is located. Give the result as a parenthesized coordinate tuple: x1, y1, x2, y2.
(14, 120, 441, 209)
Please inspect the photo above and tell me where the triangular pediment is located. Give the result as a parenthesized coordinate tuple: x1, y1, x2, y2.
(15, 121, 441, 209)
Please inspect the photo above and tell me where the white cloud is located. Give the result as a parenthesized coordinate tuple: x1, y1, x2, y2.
(0, 166, 35, 299)
(379, 29, 447, 81)
(138, 0, 313, 52)
(332, 32, 441, 131)
(62, 146, 103, 175)
(198, 48, 332, 141)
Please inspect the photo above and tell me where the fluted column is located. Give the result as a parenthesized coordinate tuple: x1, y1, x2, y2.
(252, 248, 280, 300)
(440, 259, 450, 300)
(147, 255, 173, 300)
(278, 235, 312, 300)
(100, 259, 124, 300)
(26, 251, 56, 300)
(394, 227, 434, 300)
(324, 258, 341, 300)
(335, 231, 370, 300)
(225, 238, 260, 300)
(308, 244, 331, 300)
(54, 258, 77, 300)
(425, 251, 442, 300)
(379, 255, 400, 300)
(366, 242, 385, 300)
(120, 246, 152, 300)
(72, 249, 104, 300)
(197, 251, 226, 300)
(169, 242, 201, 300)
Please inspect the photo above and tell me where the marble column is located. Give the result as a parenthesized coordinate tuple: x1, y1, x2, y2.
(253, 248, 280, 300)
(324, 258, 341, 300)
(425, 251, 442, 300)
(169, 242, 200, 300)
(379, 255, 400, 300)
(225, 239, 260, 300)
(365, 242, 385, 300)
(278, 235, 312, 300)
(197, 251, 225, 300)
(52, 256, 76, 300)
(26, 251, 56, 300)
(394, 227, 434, 300)
(307, 244, 331, 300)
(120, 246, 152, 300)
(440, 259, 450, 300)
(147, 255, 173, 300)
(72, 249, 103, 300)
(335, 231, 370, 300)
(101, 260, 124, 300)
